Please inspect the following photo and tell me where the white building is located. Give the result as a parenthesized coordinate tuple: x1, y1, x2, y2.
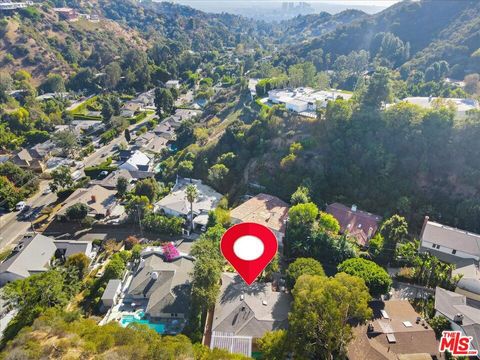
(119, 150, 152, 172)
(154, 177, 222, 230)
(267, 87, 352, 115)
(166, 80, 180, 90)
(0, 235, 92, 285)
(419, 217, 480, 262)
(389, 97, 479, 118)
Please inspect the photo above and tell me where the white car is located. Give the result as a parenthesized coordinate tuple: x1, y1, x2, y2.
(43, 188, 52, 195)
(15, 201, 26, 211)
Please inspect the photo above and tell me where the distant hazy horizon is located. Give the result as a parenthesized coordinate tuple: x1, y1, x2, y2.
(165, 0, 401, 15)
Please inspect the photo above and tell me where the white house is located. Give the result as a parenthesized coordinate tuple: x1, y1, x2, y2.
(389, 97, 479, 118)
(0, 235, 92, 285)
(268, 87, 352, 115)
(154, 177, 222, 230)
(166, 80, 180, 90)
(419, 217, 480, 262)
(119, 150, 152, 172)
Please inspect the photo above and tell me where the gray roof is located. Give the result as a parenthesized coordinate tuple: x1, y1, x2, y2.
(92, 169, 133, 189)
(155, 178, 222, 216)
(127, 253, 193, 317)
(101, 279, 122, 301)
(0, 235, 57, 278)
(0, 235, 91, 279)
(435, 287, 480, 353)
(421, 221, 480, 257)
(457, 277, 480, 296)
(212, 273, 291, 338)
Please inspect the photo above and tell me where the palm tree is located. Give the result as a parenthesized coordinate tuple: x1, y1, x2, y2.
(185, 184, 198, 232)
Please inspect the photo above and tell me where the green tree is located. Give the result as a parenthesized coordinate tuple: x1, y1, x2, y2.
(65, 253, 90, 280)
(186, 184, 198, 232)
(428, 315, 451, 339)
(338, 258, 392, 297)
(362, 67, 391, 109)
(134, 178, 161, 202)
(380, 214, 409, 264)
(116, 176, 129, 197)
(191, 257, 221, 312)
(290, 185, 310, 205)
(286, 257, 325, 288)
(154, 87, 174, 118)
(65, 203, 88, 223)
(125, 195, 150, 221)
(50, 166, 74, 193)
(40, 74, 65, 93)
(257, 330, 288, 360)
(207, 163, 229, 191)
(53, 130, 80, 158)
(286, 202, 318, 256)
(318, 211, 340, 233)
(289, 273, 372, 359)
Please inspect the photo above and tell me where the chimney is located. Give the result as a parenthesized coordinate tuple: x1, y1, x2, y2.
(351, 204, 357, 212)
(91, 195, 96, 203)
(454, 314, 464, 324)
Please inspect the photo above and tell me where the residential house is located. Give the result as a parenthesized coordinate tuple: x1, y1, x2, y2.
(101, 279, 122, 308)
(394, 97, 479, 118)
(134, 132, 169, 154)
(121, 102, 143, 118)
(0, 234, 92, 285)
(10, 140, 55, 172)
(169, 109, 202, 127)
(326, 203, 382, 247)
(119, 150, 152, 172)
(435, 287, 480, 357)
(419, 217, 480, 263)
(57, 185, 118, 219)
(230, 194, 289, 247)
(91, 169, 134, 190)
(347, 300, 440, 360)
(10, 148, 46, 172)
(268, 87, 352, 116)
(154, 177, 222, 231)
(153, 122, 176, 141)
(166, 80, 180, 90)
(456, 277, 480, 302)
(53, 7, 78, 21)
(210, 273, 291, 357)
(124, 251, 193, 326)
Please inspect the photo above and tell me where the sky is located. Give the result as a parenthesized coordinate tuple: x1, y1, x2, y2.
(168, 0, 403, 15)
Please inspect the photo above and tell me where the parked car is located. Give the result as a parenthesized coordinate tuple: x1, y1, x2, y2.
(15, 201, 26, 211)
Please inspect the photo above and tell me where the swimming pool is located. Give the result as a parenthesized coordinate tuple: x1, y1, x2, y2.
(120, 313, 166, 333)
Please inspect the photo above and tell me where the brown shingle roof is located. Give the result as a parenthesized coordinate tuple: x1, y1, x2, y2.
(230, 194, 289, 233)
(326, 203, 382, 246)
(348, 300, 440, 360)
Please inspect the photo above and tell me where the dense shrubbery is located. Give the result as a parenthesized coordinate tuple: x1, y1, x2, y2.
(143, 212, 184, 236)
(0, 309, 249, 359)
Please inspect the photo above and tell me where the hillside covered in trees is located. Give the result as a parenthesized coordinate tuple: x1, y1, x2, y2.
(280, 0, 480, 78)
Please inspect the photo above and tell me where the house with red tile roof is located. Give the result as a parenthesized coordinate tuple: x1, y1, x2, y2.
(326, 202, 382, 247)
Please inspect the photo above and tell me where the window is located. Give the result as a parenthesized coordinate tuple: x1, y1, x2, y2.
(432, 243, 435, 248)
(452, 249, 457, 254)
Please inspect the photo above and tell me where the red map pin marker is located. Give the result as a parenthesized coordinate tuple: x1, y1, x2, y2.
(220, 222, 278, 286)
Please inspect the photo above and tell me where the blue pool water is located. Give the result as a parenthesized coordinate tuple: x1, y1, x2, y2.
(120, 313, 166, 333)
